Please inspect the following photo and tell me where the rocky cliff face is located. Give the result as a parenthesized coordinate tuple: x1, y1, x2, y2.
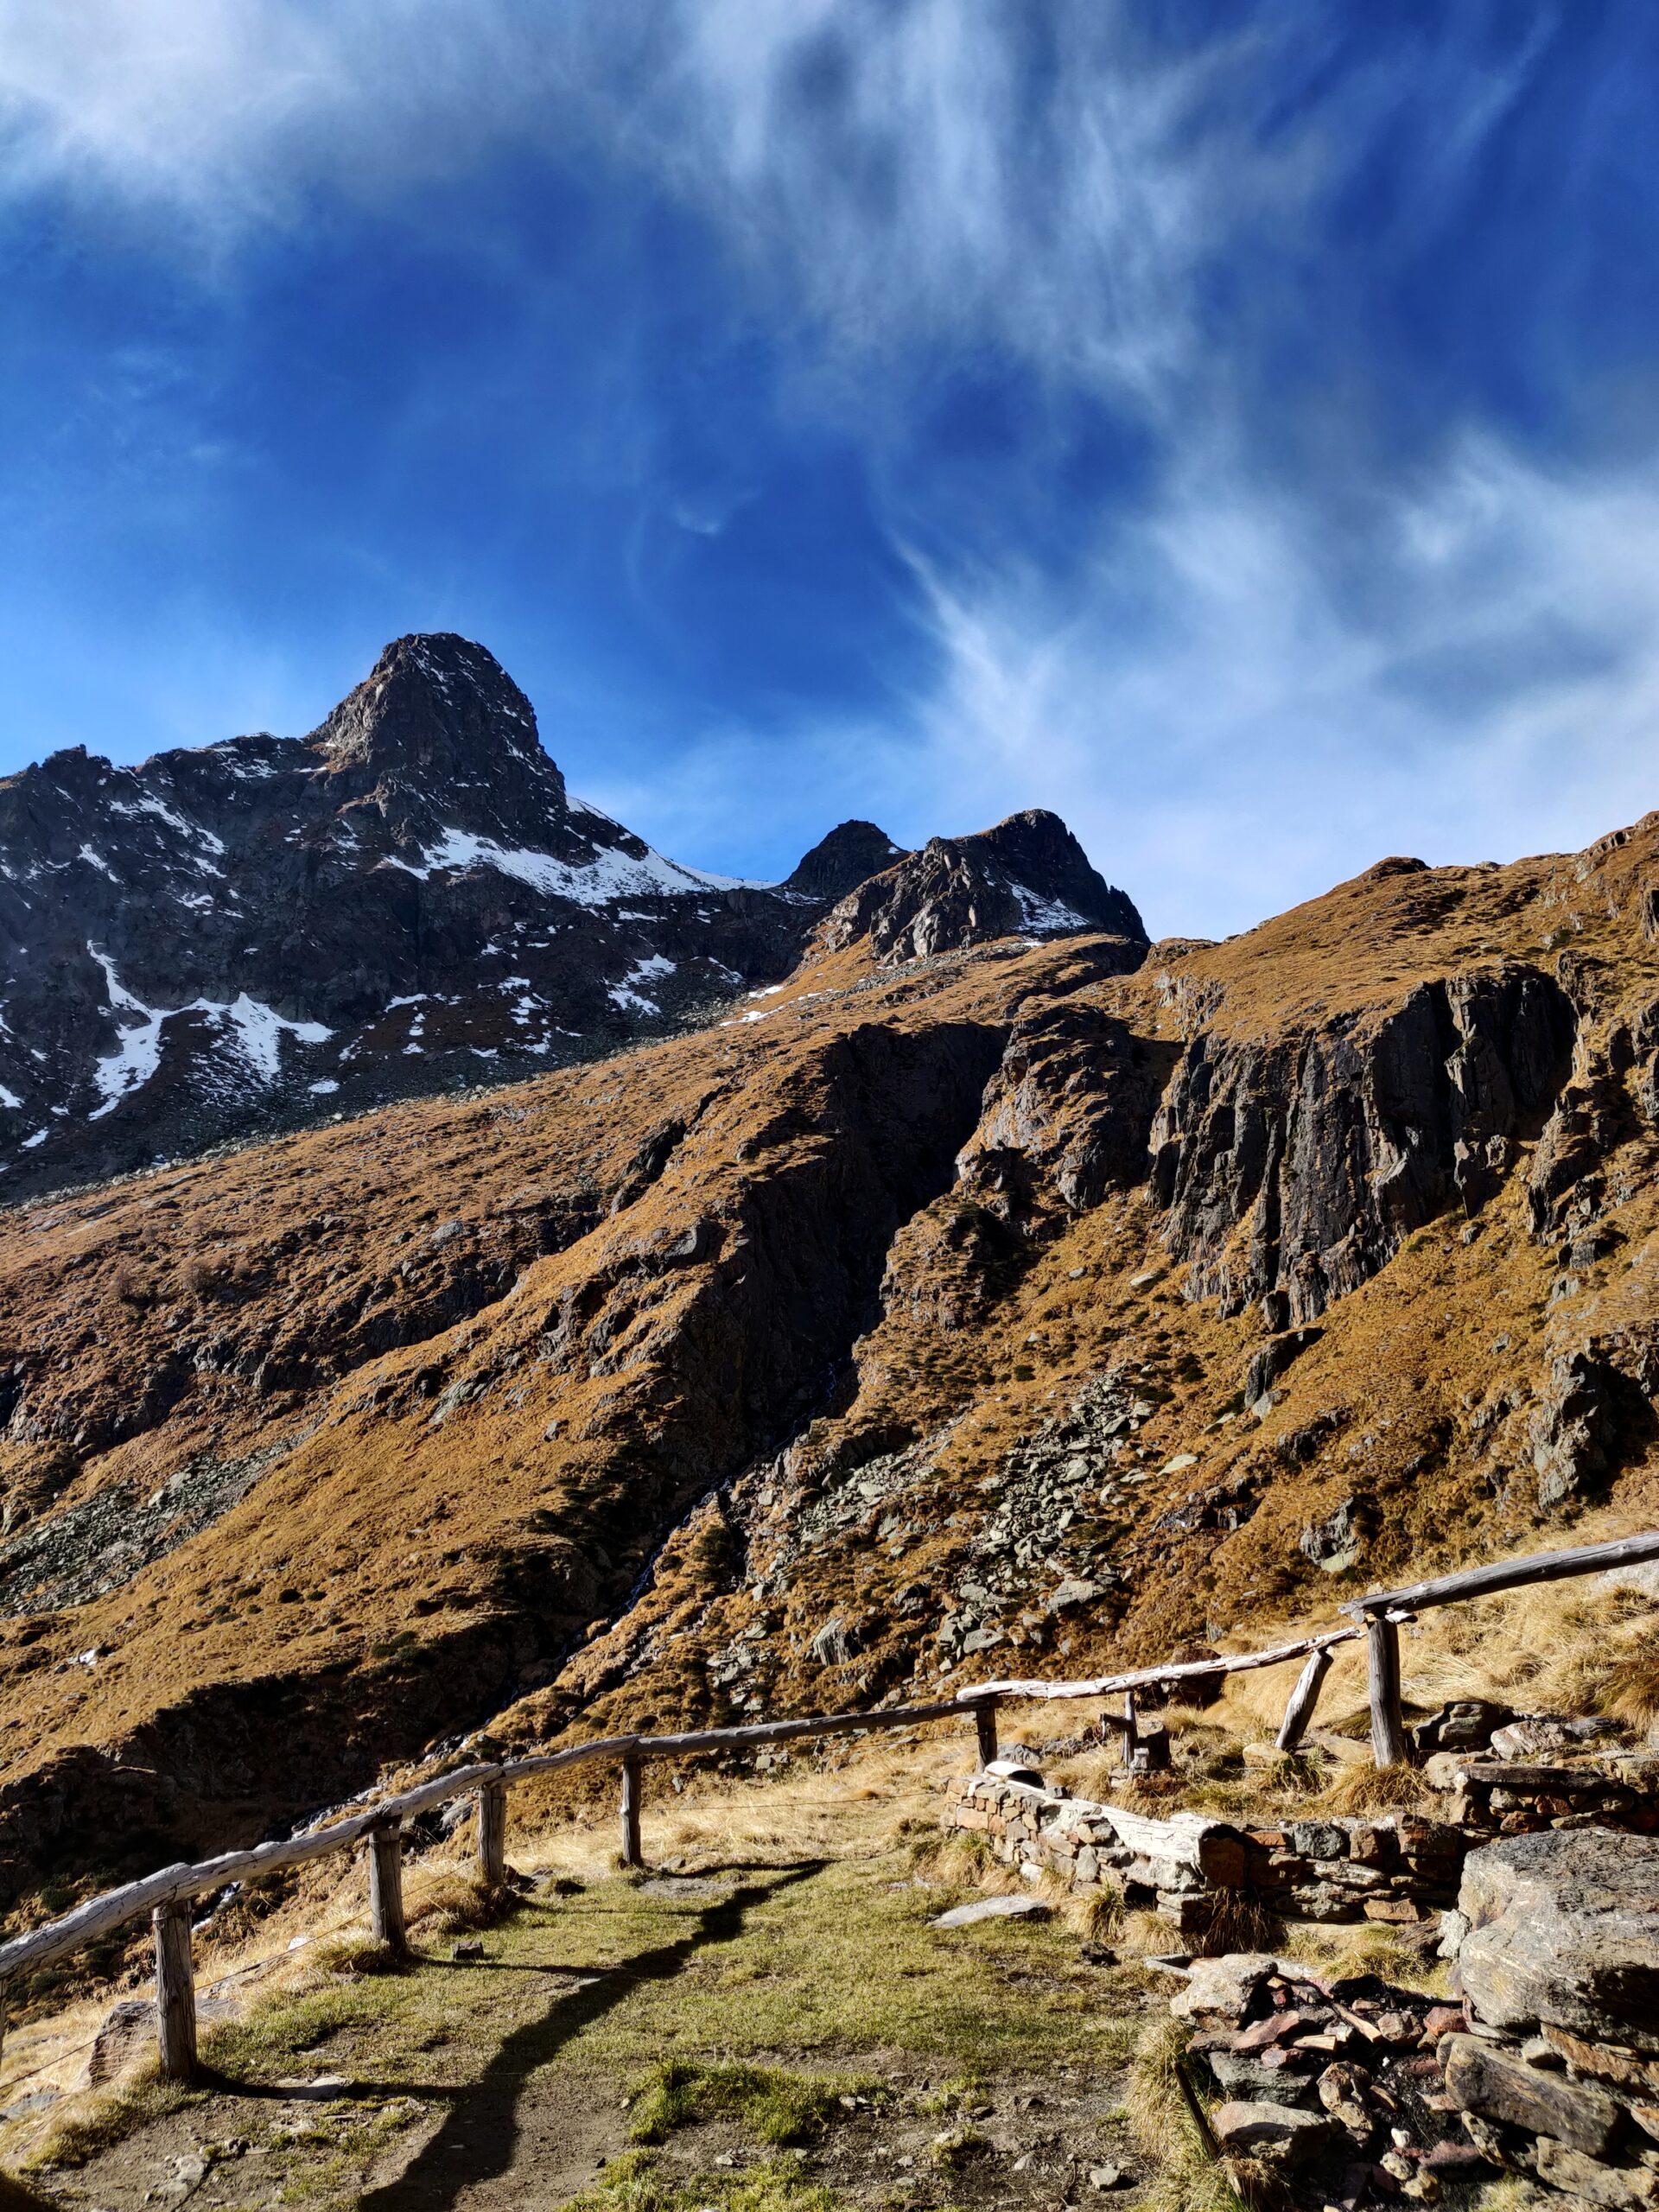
(1150, 962, 1577, 1323)
(0, 639, 932, 1199)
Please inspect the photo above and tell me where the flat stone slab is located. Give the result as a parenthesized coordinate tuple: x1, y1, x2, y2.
(1440, 2032, 1626, 2157)
(1458, 1830, 1659, 2051)
(931, 1893, 1053, 1929)
(1211, 2101, 1337, 2162)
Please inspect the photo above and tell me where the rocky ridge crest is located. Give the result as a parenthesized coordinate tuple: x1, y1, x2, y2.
(0, 638, 1123, 1198)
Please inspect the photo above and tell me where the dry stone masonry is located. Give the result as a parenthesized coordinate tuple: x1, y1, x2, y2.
(944, 1770, 1465, 1933)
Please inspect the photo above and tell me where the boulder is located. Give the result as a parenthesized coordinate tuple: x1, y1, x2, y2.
(1204, 2049, 1319, 2106)
(1299, 1497, 1363, 1573)
(1532, 2139, 1659, 2209)
(931, 1893, 1052, 1929)
(1316, 2061, 1376, 2142)
(1210, 2101, 1338, 2163)
(1412, 1698, 1515, 1755)
(1170, 1953, 1280, 2025)
(1457, 1831, 1659, 2050)
(1440, 2034, 1627, 2156)
(1488, 1715, 1624, 1759)
(84, 1997, 156, 2088)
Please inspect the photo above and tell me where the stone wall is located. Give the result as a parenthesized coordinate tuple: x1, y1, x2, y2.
(944, 1771, 1463, 1931)
(1428, 1752, 1659, 1839)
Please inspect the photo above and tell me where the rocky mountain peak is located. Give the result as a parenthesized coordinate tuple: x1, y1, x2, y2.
(307, 632, 568, 851)
(818, 806, 1148, 965)
(0, 638, 1145, 1199)
(784, 819, 908, 902)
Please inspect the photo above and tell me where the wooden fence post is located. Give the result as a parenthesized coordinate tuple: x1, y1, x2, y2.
(1120, 1688, 1139, 1768)
(974, 1698, 999, 1769)
(477, 1781, 507, 1886)
(1275, 1647, 1333, 1753)
(369, 1821, 406, 1951)
(152, 1902, 197, 2082)
(1366, 1614, 1410, 1768)
(619, 1752, 644, 1869)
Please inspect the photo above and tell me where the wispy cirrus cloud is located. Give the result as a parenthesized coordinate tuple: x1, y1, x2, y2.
(892, 435, 1659, 937)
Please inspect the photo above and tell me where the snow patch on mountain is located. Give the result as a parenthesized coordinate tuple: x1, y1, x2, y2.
(87, 947, 333, 1118)
(383, 822, 766, 904)
(1009, 882, 1090, 935)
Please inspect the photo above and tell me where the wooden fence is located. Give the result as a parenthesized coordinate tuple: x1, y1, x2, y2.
(2, 1526, 1656, 2084)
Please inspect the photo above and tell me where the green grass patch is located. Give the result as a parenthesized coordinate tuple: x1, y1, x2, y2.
(913, 2074, 987, 2118)
(565, 2147, 842, 2212)
(24, 1846, 1145, 2203)
(627, 2061, 882, 2148)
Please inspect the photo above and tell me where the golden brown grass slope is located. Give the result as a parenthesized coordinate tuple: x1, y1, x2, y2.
(3, 809, 1658, 1922)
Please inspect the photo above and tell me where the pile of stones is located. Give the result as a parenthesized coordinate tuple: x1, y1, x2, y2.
(1414, 1702, 1657, 1841)
(1169, 1829, 1659, 2209)
(1172, 1949, 1483, 2202)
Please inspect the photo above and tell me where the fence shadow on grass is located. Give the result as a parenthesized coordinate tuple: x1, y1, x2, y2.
(358, 1861, 826, 2212)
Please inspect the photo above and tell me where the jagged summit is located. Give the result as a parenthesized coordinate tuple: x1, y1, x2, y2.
(0, 640, 1138, 1197)
(783, 818, 907, 901)
(307, 633, 569, 852)
(821, 806, 1147, 964)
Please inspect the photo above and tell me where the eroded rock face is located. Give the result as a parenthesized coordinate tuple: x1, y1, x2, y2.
(818, 809, 1147, 966)
(1529, 1349, 1618, 1510)
(1457, 1830, 1659, 2051)
(954, 1001, 1173, 1219)
(1151, 966, 1575, 1320)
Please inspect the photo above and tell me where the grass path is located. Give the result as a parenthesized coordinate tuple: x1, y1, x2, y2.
(26, 1840, 1151, 2212)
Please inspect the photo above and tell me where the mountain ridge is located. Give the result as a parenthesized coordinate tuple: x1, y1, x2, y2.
(0, 635, 1141, 1200)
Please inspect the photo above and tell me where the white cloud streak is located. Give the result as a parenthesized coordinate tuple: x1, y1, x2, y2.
(897, 437, 1659, 938)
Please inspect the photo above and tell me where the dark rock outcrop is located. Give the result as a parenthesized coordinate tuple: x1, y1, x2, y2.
(817, 809, 1147, 966)
(954, 1000, 1174, 1219)
(1151, 966, 1576, 1320)
(783, 819, 906, 901)
(1528, 1349, 1618, 1510)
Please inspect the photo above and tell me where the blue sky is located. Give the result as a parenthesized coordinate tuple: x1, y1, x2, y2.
(3, 2, 1658, 938)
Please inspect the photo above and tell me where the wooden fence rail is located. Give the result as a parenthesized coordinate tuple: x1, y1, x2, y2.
(2, 1527, 1653, 2085)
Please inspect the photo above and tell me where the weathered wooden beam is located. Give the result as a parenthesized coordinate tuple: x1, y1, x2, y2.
(477, 1780, 508, 1885)
(971, 1624, 1362, 1703)
(1367, 1613, 1411, 1769)
(153, 1902, 197, 2082)
(1343, 1529, 1659, 1618)
(368, 1822, 405, 1952)
(507, 1694, 987, 1771)
(974, 1697, 999, 1769)
(1275, 1646, 1333, 1753)
(1120, 1688, 1139, 1768)
(619, 1752, 644, 1869)
(0, 1759, 506, 1981)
